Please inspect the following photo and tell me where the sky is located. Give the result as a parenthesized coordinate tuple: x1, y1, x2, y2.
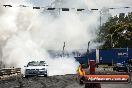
(0, 0, 52, 6)
(0, 0, 131, 15)
(32, 0, 132, 16)
(30, 0, 52, 6)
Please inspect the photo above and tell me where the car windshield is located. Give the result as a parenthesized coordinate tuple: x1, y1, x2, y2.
(27, 61, 46, 66)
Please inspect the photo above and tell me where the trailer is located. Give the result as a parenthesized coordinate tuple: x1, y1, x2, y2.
(75, 48, 132, 65)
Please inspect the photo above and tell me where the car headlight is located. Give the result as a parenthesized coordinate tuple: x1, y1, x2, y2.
(42, 68, 45, 70)
(40, 68, 47, 71)
(25, 69, 30, 72)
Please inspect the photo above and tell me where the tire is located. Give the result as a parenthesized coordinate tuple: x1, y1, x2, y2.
(23, 75, 28, 78)
(79, 79, 83, 85)
(44, 74, 47, 77)
(116, 69, 119, 72)
(79, 76, 85, 85)
(85, 83, 101, 88)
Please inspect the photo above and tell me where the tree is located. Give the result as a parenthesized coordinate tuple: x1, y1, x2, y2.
(98, 12, 132, 49)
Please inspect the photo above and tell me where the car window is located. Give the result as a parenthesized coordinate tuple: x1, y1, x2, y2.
(27, 61, 47, 66)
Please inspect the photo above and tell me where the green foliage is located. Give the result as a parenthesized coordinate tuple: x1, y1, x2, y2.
(98, 12, 132, 49)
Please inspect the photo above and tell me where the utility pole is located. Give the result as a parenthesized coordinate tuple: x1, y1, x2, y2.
(87, 41, 90, 53)
(63, 42, 65, 57)
(100, 11, 102, 28)
(99, 10, 103, 43)
(86, 41, 90, 63)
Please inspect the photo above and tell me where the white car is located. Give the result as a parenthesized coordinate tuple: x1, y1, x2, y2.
(24, 61, 48, 77)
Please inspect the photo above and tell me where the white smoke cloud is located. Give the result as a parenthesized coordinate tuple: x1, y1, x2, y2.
(84, 0, 132, 8)
(0, 0, 131, 75)
(29, 12, 99, 50)
(0, 1, 80, 75)
(47, 57, 79, 76)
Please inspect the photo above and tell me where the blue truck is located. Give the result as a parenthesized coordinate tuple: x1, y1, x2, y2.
(75, 48, 132, 65)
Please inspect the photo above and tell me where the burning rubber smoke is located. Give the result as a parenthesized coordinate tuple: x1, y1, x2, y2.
(0, 0, 131, 76)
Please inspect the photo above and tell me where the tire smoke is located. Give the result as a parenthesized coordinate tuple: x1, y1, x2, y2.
(0, 0, 131, 75)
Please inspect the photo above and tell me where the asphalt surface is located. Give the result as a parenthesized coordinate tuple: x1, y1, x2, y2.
(0, 74, 132, 88)
(0, 75, 83, 88)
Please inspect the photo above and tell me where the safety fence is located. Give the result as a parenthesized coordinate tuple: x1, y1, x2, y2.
(0, 68, 21, 80)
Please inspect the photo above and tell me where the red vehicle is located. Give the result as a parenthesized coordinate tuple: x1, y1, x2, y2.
(77, 60, 130, 88)
(77, 60, 101, 88)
